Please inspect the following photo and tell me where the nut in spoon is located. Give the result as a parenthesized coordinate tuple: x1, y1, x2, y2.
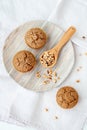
(40, 26, 76, 68)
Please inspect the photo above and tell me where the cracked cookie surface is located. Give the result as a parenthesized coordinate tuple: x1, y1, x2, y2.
(25, 28, 47, 49)
(13, 50, 36, 72)
(56, 86, 78, 109)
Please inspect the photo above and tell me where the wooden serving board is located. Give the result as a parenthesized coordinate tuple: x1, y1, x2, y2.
(3, 20, 75, 92)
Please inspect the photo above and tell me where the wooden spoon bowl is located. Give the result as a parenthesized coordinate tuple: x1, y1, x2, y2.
(40, 26, 76, 68)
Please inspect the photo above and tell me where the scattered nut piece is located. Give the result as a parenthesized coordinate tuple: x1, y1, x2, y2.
(45, 108, 48, 112)
(36, 68, 59, 85)
(43, 80, 50, 85)
(82, 36, 86, 39)
(55, 116, 58, 119)
(76, 80, 80, 83)
(76, 66, 82, 72)
(47, 75, 52, 80)
(53, 71, 57, 77)
(58, 77, 60, 80)
(36, 71, 41, 78)
(53, 78, 57, 83)
(47, 69, 52, 75)
(42, 74, 48, 78)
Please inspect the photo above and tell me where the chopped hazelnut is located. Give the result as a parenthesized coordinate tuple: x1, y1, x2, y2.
(43, 80, 50, 85)
(53, 71, 57, 77)
(40, 52, 55, 67)
(53, 78, 57, 83)
(36, 71, 41, 78)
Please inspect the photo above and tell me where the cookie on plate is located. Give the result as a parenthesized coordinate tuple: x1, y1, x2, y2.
(56, 86, 78, 109)
(25, 28, 47, 49)
(13, 50, 36, 72)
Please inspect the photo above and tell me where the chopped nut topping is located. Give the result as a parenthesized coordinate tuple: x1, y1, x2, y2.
(40, 52, 55, 67)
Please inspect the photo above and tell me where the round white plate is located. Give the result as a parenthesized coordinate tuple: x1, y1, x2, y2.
(3, 20, 75, 92)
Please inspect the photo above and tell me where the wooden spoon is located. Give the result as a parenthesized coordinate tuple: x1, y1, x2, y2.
(40, 26, 76, 68)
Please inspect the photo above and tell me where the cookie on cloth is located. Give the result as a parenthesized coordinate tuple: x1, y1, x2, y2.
(56, 86, 78, 109)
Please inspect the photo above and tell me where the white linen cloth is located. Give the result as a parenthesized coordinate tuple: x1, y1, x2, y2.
(0, 0, 87, 130)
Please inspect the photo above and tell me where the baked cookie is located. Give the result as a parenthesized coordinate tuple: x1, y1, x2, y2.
(25, 28, 47, 49)
(56, 86, 78, 109)
(13, 50, 36, 72)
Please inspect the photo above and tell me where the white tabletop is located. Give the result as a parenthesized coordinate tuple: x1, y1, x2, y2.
(0, 121, 37, 130)
(0, 120, 87, 130)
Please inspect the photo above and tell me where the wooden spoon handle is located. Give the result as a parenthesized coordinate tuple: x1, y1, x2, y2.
(54, 26, 76, 51)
